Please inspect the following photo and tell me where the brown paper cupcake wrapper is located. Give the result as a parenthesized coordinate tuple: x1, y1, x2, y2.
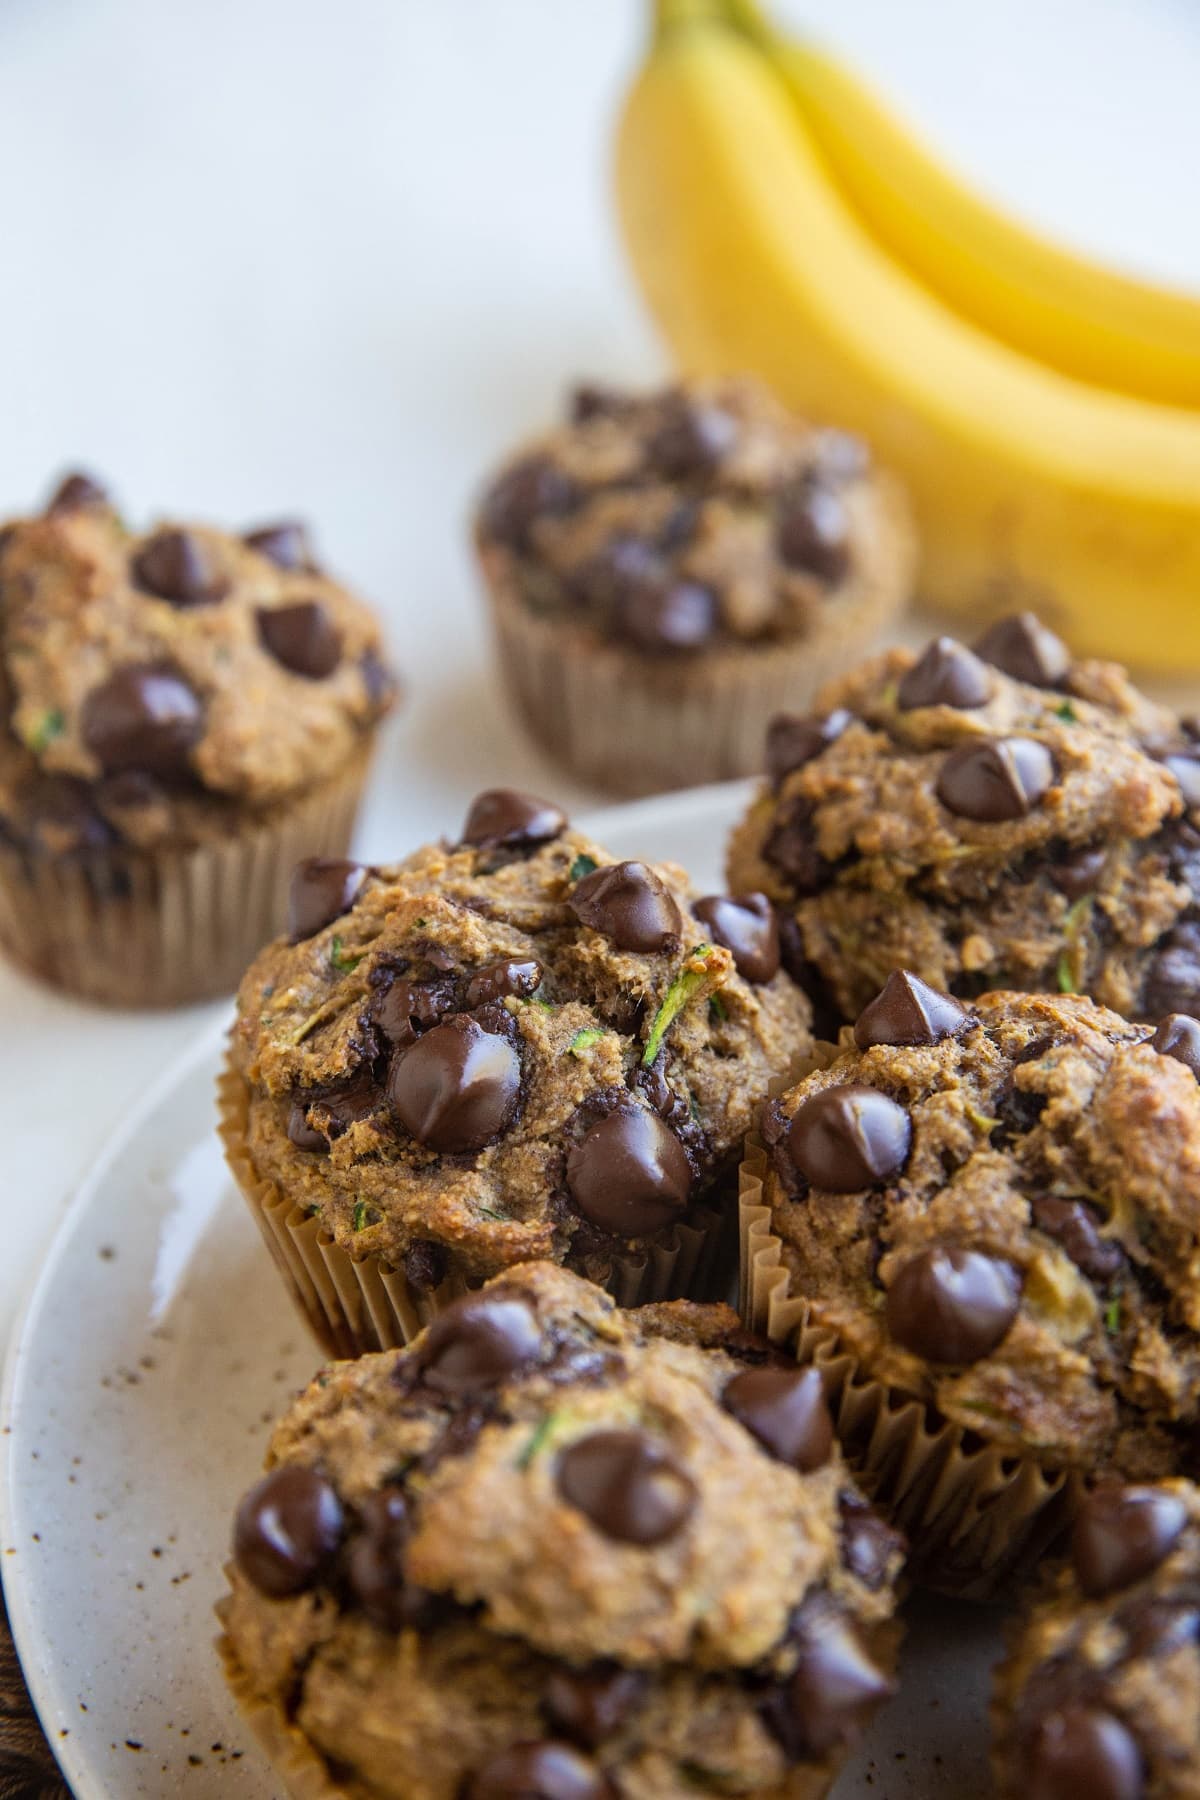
(738, 1137, 1083, 1601)
(0, 740, 374, 1008)
(219, 1059, 736, 1359)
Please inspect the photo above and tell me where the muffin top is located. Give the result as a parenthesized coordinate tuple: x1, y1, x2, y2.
(231, 790, 812, 1285)
(475, 376, 913, 654)
(761, 980, 1200, 1477)
(222, 1262, 903, 1800)
(993, 1478, 1200, 1800)
(0, 471, 395, 852)
(727, 618, 1197, 1025)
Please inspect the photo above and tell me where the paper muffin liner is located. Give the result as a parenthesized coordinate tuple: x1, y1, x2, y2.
(480, 525, 911, 797)
(0, 739, 374, 1008)
(219, 1057, 737, 1359)
(738, 1137, 1083, 1601)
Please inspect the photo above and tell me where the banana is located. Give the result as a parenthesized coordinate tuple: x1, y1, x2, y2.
(722, 0, 1200, 408)
(614, 3, 1200, 669)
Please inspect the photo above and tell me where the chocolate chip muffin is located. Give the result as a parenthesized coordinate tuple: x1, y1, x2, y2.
(740, 978, 1200, 1598)
(475, 377, 914, 795)
(217, 1262, 904, 1800)
(728, 615, 1200, 1031)
(220, 789, 813, 1354)
(992, 1480, 1200, 1799)
(0, 471, 395, 1004)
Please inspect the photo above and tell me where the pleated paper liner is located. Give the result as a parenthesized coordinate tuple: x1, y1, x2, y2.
(738, 1136, 1083, 1602)
(219, 1058, 736, 1360)
(0, 739, 374, 1008)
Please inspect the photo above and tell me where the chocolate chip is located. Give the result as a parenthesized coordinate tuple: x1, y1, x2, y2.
(570, 383, 625, 424)
(1165, 754, 1200, 811)
(403, 1239, 449, 1294)
(256, 600, 341, 678)
(461, 789, 568, 852)
(375, 976, 453, 1047)
(838, 1492, 904, 1591)
(22, 774, 115, 854)
(309, 1072, 384, 1139)
(233, 1465, 343, 1598)
(936, 738, 1055, 822)
(1143, 930, 1200, 1021)
(897, 637, 992, 711)
(723, 1366, 833, 1471)
(1032, 1197, 1123, 1284)
(1024, 1706, 1143, 1800)
(765, 709, 852, 788)
(615, 573, 716, 653)
(1122, 1599, 1200, 1659)
(361, 647, 396, 710)
(570, 860, 682, 953)
(464, 1742, 615, 1800)
(763, 799, 830, 895)
(973, 613, 1071, 688)
(46, 470, 109, 513)
(287, 857, 366, 940)
(389, 1014, 521, 1154)
(766, 1612, 894, 1758)
(80, 663, 204, 779)
(482, 456, 576, 550)
(1151, 1011, 1200, 1079)
(786, 1085, 911, 1191)
(465, 959, 544, 1009)
(567, 1108, 692, 1237)
(543, 1665, 647, 1749)
(131, 527, 229, 605)
(287, 1100, 328, 1153)
(417, 1291, 541, 1394)
(693, 892, 780, 983)
(243, 520, 316, 571)
(886, 1247, 1021, 1364)
(345, 1487, 434, 1630)
(854, 970, 970, 1049)
(1071, 1485, 1188, 1598)
(557, 1428, 695, 1544)
(1051, 845, 1107, 899)
(646, 394, 737, 478)
(777, 482, 851, 583)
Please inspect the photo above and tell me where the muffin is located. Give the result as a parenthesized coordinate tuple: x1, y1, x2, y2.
(0, 470, 395, 1005)
(217, 1261, 904, 1800)
(728, 615, 1200, 1031)
(992, 1479, 1200, 1799)
(475, 376, 915, 795)
(740, 979, 1200, 1598)
(220, 788, 814, 1354)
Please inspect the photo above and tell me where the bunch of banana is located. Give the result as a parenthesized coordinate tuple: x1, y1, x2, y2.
(615, 0, 1200, 668)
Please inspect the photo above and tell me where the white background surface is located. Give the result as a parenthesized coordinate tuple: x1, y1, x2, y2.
(2, 0, 1200, 1345)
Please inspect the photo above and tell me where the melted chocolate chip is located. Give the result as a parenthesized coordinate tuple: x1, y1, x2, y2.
(556, 1429, 695, 1545)
(1051, 845, 1107, 899)
(1165, 754, 1200, 811)
(616, 573, 716, 653)
(570, 860, 682, 953)
(765, 709, 852, 788)
(543, 1665, 647, 1749)
(1143, 929, 1200, 1021)
(309, 1072, 384, 1139)
(838, 1492, 904, 1591)
(256, 600, 341, 678)
(464, 1742, 615, 1800)
(722, 1366, 833, 1471)
(80, 664, 204, 779)
(646, 395, 737, 478)
(572, 537, 660, 621)
(1032, 1197, 1123, 1284)
(853, 970, 969, 1049)
(389, 1014, 521, 1154)
(287, 857, 366, 940)
(936, 738, 1055, 822)
(46, 469, 108, 512)
(233, 1465, 343, 1598)
(786, 1085, 911, 1191)
(482, 456, 576, 550)
(567, 1108, 692, 1237)
(897, 638, 991, 711)
(131, 527, 229, 605)
(777, 482, 851, 583)
(418, 1292, 541, 1395)
(403, 1238, 449, 1294)
(766, 1612, 894, 1758)
(763, 799, 830, 895)
(464, 959, 544, 1009)
(243, 520, 316, 571)
(1151, 1012, 1200, 1079)
(460, 790, 567, 852)
(974, 613, 1071, 688)
(374, 976, 454, 1047)
(1071, 1485, 1188, 1598)
(693, 892, 780, 983)
(1024, 1706, 1143, 1800)
(287, 1099, 328, 1153)
(345, 1487, 434, 1630)
(886, 1247, 1021, 1364)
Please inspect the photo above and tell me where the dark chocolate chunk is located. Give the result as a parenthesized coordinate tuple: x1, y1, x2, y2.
(286, 1100, 328, 1153)
(1151, 1011, 1200, 1079)
(482, 456, 576, 550)
(131, 527, 229, 605)
(543, 1665, 647, 1749)
(886, 1247, 1021, 1364)
(243, 520, 316, 571)
(1165, 754, 1200, 811)
(1031, 1197, 1123, 1284)
(80, 663, 203, 779)
(460, 790, 567, 852)
(936, 738, 1055, 822)
(572, 536, 660, 620)
(345, 1487, 438, 1630)
(417, 1291, 541, 1395)
(465, 959, 544, 1009)
(615, 573, 716, 653)
(256, 600, 341, 678)
(1143, 929, 1200, 1021)
(570, 860, 682, 953)
(375, 976, 454, 1047)
(310, 1072, 384, 1139)
(897, 638, 991, 711)
(46, 469, 109, 513)
(556, 1428, 695, 1545)
(567, 1108, 692, 1237)
(693, 892, 780, 983)
(464, 1741, 615, 1800)
(388, 1014, 521, 1154)
(646, 394, 737, 478)
(1024, 1706, 1143, 1800)
(763, 799, 830, 895)
(722, 1366, 833, 1471)
(838, 1492, 904, 1591)
(853, 970, 970, 1049)
(233, 1465, 343, 1598)
(403, 1239, 449, 1294)
(766, 1612, 894, 1758)
(1050, 845, 1107, 899)
(1071, 1485, 1188, 1598)
(777, 482, 851, 583)
(287, 857, 366, 940)
(765, 708, 852, 788)
(785, 1084, 911, 1191)
(973, 613, 1071, 688)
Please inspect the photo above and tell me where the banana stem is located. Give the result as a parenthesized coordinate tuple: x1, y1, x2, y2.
(652, 0, 737, 39)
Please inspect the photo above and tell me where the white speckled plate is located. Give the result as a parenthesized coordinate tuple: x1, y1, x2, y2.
(1, 782, 999, 1798)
